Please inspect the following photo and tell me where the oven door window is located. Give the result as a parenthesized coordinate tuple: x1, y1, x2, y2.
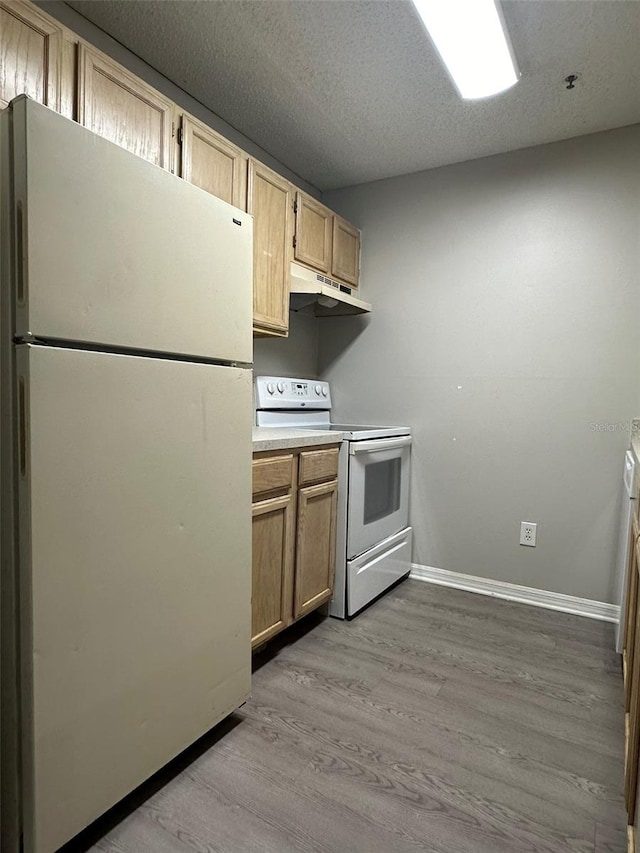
(364, 457, 401, 524)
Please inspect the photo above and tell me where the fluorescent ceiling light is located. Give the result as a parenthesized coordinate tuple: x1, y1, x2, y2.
(412, 0, 519, 100)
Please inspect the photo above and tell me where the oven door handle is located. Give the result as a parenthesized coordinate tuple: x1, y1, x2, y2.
(349, 436, 412, 455)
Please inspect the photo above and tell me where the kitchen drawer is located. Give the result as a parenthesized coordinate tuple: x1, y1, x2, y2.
(253, 453, 294, 496)
(298, 446, 339, 486)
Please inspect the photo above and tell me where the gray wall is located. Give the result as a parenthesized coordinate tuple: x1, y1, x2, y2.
(254, 311, 319, 380)
(321, 126, 640, 604)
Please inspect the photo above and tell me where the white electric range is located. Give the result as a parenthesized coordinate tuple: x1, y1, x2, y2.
(255, 376, 413, 618)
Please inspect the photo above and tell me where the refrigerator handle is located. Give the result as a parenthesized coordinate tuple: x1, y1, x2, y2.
(18, 376, 27, 477)
(15, 200, 26, 305)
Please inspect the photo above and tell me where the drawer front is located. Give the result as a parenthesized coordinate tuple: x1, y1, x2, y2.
(299, 446, 339, 486)
(253, 453, 294, 496)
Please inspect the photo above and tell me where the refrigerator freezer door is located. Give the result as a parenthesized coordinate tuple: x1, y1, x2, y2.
(16, 344, 251, 853)
(10, 97, 252, 364)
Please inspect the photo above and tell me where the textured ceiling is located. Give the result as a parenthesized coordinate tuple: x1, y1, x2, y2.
(65, 0, 640, 190)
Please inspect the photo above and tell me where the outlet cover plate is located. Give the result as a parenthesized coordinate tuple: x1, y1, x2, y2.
(520, 521, 537, 547)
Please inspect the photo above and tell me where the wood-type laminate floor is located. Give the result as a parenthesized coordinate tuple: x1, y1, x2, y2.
(76, 581, 626, 853)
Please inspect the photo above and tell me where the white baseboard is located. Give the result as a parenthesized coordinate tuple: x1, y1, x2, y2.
(410, 563, 620, 623)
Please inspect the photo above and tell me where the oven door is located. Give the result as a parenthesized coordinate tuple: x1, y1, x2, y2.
(347, 435, 411, 559)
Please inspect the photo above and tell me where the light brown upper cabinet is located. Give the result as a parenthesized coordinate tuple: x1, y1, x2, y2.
(293, 190, 361, 289)
(180, 113, 247, 209)
(294, 191, 332, 274)
(0, 0, 63, 110)
(59, 35, 76, 120)
(77, 44, 176, 171)
(332, 215, 360, 288)
(248, 159, 294, 337)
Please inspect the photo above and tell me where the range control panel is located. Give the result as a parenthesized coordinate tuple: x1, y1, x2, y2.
(255, 376, 332, 410)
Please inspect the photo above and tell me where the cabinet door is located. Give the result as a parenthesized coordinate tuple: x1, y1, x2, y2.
(294, 191, 332, 273)
(627, 521, 640, 706)
(625, 522, 640, 693)
(294, 479, 338, 620)
(180, 114, 247, 209)
(252, 492, 295, 647)
(626, 552, 640, 822)
(77, 43, 175, 171)
(0, 0, 62, 109)
(248, 160, 293, 336)
(331, 215, 360, 288)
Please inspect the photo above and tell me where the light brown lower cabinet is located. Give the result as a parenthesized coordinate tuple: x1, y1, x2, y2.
(626, 538, 639, 712)
(626, 566, 640, 820)
(624, 508, 640, 845)
(294, 479, 338, 620)
(252, 445, 339, 648)
(252, 492, 295, 646)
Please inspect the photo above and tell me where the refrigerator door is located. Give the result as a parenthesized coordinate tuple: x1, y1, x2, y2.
(16, 344, 251, 853)
(10, 97, 251, 364)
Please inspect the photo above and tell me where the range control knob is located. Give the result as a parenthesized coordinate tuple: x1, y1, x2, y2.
(266, 382, 275, 395)
(315, 384, 322, 395)
(321, 387, 328, 397)
(277, 382, 285, 393)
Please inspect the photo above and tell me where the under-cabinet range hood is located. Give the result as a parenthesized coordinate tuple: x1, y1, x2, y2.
(289, 262, 371, 316)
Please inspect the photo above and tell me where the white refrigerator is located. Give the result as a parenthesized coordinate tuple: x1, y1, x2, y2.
(1, 97, 253, 853)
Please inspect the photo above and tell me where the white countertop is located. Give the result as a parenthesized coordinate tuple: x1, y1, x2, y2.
(252, 427, 345, 453)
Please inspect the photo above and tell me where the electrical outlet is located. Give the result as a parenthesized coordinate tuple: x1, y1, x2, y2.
(520, 522, 537, 547)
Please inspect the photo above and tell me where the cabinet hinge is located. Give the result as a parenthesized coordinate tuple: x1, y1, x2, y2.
(293, 200, 298, 214)
(177, 125, 183, 146)
(293, 236, 297, 249)
(171, 121, 175, 138)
